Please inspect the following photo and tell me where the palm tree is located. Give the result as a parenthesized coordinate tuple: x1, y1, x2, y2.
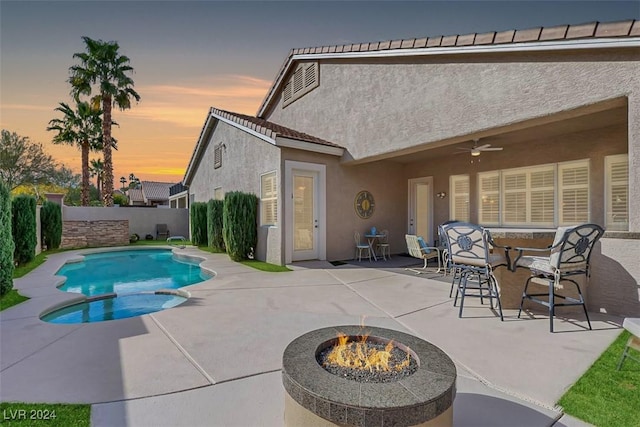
(89, 158, 104, 200)
(69, 36, 140, 206)
(47, 101, 102, 206)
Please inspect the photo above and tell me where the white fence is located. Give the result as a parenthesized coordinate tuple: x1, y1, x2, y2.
(63, 206, 190, 240)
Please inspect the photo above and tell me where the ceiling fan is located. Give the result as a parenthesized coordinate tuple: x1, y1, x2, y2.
(456, 139, 503, 156)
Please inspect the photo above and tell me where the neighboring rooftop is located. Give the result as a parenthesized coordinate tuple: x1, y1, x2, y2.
(141, 181, 173, 201)
(128, 188, 144, 203)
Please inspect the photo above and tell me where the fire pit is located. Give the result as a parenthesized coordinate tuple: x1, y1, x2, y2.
(282, 325, 456, 427)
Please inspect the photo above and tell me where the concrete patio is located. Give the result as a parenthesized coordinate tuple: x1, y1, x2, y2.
(0, 246, 624, 426)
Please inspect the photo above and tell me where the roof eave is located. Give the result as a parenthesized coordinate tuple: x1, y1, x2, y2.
(276, 136, 344, 156)
(257, 36, 640, 118)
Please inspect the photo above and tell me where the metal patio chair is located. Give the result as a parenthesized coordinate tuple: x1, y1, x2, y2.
(156, 224, 170, 240)
(377, 229, 391, 261)
(513, 223, 604, 332)
(354, 231, 372, 262)
(405, 234, 441, 274)
(442, 222, 509, 321)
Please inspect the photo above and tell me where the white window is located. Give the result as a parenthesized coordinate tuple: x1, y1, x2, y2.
(214, 187, 224, 201)
(261, 172, 278, 226)
(558, 160, 589, 225)
(478, 172, 500, 225)
(282, 62, 319, 107)
(450, 175, 470, 222)
(605, 154, 628, 231)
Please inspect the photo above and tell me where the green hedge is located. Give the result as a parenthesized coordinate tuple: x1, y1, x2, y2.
(40, 201, 62, 250)
(207, 199, 225, 251)
(12, 195, 36, 266)
(0, 181, 14, 296)
(223, 191, 258, 261)
(190, 202, 208, 246)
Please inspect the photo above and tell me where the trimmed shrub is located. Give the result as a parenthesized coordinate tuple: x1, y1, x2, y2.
(0, 180, 14, 296)
(190, 202, 208, 246)
(223, 192, 258, 261)
(40, 201, 62, 250)
(207, 199, 225, 251)
(12, 195, 36, 265)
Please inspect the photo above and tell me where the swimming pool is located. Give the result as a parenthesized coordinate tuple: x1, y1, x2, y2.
(56, 249, 209, 296)
(41, 291, 189, 324)
(42, 249, 210, 324)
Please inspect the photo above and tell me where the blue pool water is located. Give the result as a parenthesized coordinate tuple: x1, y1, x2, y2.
(41, 293, 188, 323)
(56, 249, 208, 296)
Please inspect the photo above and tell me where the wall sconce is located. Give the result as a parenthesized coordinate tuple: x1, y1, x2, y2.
(436, 192, 447, 199)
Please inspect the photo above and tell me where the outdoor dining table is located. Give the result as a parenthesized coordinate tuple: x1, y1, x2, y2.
(364, 233, 385, 261)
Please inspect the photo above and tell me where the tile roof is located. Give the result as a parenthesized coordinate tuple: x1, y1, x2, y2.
(211, 107, 343, 149)
(258, 19, 639, 116)
(128, 188, 144, 203)
(141, 181, 173, 201)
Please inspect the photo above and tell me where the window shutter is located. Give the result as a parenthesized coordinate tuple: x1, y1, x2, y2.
(283, 82, 292, 103)
(503, 172, 527, 224)
(450, 175, 469, 222)
(304, 63, 317, 88)
(529, 169, 555, 225)
(214, 144, 222, 169)
(261, 172, 278, 226)
(478, 172, 499, 224)
(282, 63, 319, 108)
(293, 67, 304, 93)
(559, 161, 589, 224)
(606, 154, 628, 230)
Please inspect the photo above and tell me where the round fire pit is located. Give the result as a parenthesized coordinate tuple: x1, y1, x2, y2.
(282, 325, 456, 427)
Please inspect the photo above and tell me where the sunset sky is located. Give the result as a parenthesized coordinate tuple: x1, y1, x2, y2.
(1, 1, 638, 185)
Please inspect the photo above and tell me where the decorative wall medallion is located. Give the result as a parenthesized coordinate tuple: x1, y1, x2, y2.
(355, 191, 375, 219)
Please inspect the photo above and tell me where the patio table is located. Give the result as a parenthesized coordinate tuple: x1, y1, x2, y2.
(364, 234, 385, 261)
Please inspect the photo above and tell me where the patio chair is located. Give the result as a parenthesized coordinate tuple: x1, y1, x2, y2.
(156, 224, 170, 240)
(441, 222, 507, 321)
(617, 318, 640, 370)
(354, 231, 372, 262)
(404, 234, 441, 274)
(513, 223, 604, 332)
(377, 229, 391, 260)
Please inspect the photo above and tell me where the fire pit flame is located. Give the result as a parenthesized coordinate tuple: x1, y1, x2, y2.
(323, 332, 411, 372)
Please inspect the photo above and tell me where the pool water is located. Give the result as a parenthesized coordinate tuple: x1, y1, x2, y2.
(41, 293, 188, 324)
(57, 249, 208, 296)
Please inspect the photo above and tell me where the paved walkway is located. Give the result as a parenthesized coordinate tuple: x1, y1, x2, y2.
(1, 246, 622, 426)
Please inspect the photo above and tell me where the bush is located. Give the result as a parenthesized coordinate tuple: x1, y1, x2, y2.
(0, 181, 14, 296)
(207, 199, 225, 251)
(12, 195, 36, 265)
(113, 193, 129, 206)
(40, 201, 62, 250)
(190, 202, 208, 245)
(223, 192, 258, 261)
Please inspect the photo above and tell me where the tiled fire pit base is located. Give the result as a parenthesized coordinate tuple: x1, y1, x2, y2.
(282, 325, 456, 427)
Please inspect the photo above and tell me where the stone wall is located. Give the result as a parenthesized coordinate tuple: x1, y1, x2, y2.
(61, 220, 129, 249)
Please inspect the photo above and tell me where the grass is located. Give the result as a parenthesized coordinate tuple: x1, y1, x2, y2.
(240, 259, 292, 272)
(0, 402, 90, 427)
(129, 239, 192, 246)
(558, 330, 640, 427)
(13, 249, 63, 279)
(0, 289, 29, 311)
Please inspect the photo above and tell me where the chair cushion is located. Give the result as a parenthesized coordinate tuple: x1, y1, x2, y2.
(417, 237, 431, 254)
(516, 256, 555, 275)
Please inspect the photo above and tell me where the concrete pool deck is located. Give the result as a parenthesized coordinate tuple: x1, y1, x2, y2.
(0, 246, 623, 426)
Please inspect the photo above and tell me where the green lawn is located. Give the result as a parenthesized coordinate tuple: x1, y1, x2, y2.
(240, 259, 291, 272)
(558, 330, 640, 427)
(0, 289, 29, 311)
(0, 402, 90, 427)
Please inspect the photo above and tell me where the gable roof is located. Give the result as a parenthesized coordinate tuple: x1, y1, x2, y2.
(128, 188, 144, 203)
(183, 107, 343, 186)
(141, 181, 173, 201)
(257, 19, 639, 117)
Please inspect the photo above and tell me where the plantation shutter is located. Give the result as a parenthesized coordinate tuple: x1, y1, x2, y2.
(529, 168, 555, 226)
(261, 172, 278, 226)
(450, 175, 469, 222)
(605, 154, 629, 230)
(478, 172, 500, 225)
(559, 161, 589, 224)
(502, 172, 527, 224)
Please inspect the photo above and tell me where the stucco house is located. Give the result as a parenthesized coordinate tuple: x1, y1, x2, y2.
(183, 20, 639, 316)
(127, 181, 174, 206)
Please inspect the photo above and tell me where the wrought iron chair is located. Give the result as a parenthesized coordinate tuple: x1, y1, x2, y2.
(513, 223, 604, 332)
(442, 222, 509, 321)
(377, 229, 391, 261)
(354, 231, 372, 262)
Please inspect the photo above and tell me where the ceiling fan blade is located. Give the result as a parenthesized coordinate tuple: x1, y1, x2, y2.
(475, 144, 492, 150)
(481, 147, 503, 151)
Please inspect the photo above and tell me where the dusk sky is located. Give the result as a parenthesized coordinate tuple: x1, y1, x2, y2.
(1, 1, 638, 185)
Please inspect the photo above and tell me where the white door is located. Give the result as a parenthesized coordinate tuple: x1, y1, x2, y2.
(408, 177, 434, 245)
(292, 170, 319, 261)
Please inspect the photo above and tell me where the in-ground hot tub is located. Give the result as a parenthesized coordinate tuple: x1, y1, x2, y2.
(282, 325, 456, 427)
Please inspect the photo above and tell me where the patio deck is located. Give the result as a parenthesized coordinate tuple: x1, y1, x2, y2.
(0, 247, 622, 426)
